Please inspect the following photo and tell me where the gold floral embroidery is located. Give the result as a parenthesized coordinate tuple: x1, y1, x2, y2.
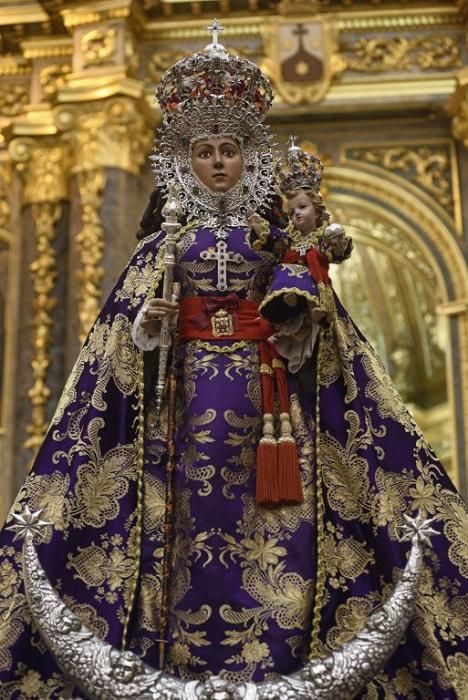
(51, 314, 138, 424)
(222, 411, 259, 500)
(143, 473, 166, 534)
(321, 521, 375, 590)
(169, 489, 213, 672)
(115, 251, 161, 307)
(359, 342, 417, 434)
(445, 653, 468, 697)
(320, 410, 372, 521)
(66, 532, 135, 604)
(325, 592, 381, 649)
(437, 493, 468, 578)
(319, 315, 359, 403)
(0, 545, 28, 674)
(218, 451, 315, 680)
(0, 665, 72, 700)
(71, 427, 136, 529)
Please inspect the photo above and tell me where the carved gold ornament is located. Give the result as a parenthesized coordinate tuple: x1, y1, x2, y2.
(55, 98, 152, 342)
(0, 160, 11, 230)
(57, 98, 152, 176)
(25, 201, 61, 453)
(339, 34, 462, 74)
(0, 82, 28, 117)
(345, 144, 455, 217)
(39, 63, 71, 98)
(446, 67, 468, 147)
(261, 18, 338, 105)
(76, 168, 106, 344)
(80, 28, 117, 67)
(8, 141, 68, 455)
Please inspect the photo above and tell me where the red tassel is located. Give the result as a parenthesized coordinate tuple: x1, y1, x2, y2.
(277, 440, 303, 504)
(256, 439, 279, 506)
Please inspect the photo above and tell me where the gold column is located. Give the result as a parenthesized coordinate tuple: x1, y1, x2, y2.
(445, 64, 468, 479)
(75, 167, 106, 344)
(0, 158, 14, 523)
(446, 67, 468, 147)
(54, 0, 154, 342)
(56, 98, 152, 342)
(8, 139, 69, 454)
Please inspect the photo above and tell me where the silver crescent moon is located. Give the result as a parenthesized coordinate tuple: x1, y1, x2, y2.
(14, 509, 435, 700)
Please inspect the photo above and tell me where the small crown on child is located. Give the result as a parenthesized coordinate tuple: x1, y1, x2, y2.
(276, 136, 324, 194)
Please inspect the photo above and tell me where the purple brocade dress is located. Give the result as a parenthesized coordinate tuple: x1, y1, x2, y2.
(0, 224, 467, 699)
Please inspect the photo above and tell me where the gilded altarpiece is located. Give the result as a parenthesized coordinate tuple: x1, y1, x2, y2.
(0, 0, 467, 521)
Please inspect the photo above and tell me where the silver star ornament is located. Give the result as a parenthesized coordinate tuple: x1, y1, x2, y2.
(7, 504, 52, 542)
(399, 511, 439, 546)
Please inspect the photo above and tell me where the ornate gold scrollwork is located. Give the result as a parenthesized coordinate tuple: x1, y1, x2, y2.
(76, 168, 106, 345)
(8, 140, 68, 454)
(344, 144, 454, 217)
(56, 97, 152, 176)
(9, 143, 68, 451)
(339, 35, 462, 74)
(0, 160, 11, 230)
(80, 28, 117, 67)
(25, 200, 62, 452)
(446, 67, 468, 147)
(39, 63, 72, 98)
(0, 83, 29, 117)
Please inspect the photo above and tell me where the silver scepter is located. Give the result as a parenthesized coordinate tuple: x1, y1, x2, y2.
(155, 186, 182, 413)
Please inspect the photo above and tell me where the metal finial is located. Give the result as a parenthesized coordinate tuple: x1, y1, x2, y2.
(287, 134, 300, 153)
(206, 18, 225, 48)
(161, 185, 182, 224)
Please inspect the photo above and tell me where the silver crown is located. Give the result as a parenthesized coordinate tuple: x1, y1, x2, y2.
(156, 19, 273, 119)
(151, 20, 276, 227)
(276, 135, 324, 194)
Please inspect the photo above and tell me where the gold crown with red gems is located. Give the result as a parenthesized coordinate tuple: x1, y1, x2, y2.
(156, 19, 274, 119)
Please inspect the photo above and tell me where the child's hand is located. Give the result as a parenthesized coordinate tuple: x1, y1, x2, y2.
(247, 213, 265, 236)
(321, 224, 351, 260)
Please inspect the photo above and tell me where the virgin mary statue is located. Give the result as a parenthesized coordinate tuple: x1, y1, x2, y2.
(1, 22, 467, 700)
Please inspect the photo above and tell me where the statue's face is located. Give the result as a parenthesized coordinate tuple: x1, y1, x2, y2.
(191, 137, 243, 193)
(287, 191, 318, 233)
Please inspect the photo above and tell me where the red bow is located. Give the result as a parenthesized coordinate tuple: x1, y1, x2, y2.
(192, 293, 241, 331)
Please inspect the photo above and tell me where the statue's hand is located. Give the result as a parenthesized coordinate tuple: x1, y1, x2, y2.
(140, 298, 179, 335)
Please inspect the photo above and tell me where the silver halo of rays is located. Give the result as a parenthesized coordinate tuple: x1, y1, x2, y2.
(150, 101, 275, 230)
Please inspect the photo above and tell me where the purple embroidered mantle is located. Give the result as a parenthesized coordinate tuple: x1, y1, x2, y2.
(0, 225, 467, 699)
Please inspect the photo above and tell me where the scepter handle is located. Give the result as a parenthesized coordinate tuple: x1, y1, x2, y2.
(155, 188, 182, 413)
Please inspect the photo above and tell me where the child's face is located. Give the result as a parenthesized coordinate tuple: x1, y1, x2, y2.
(287, 192, 318, 233)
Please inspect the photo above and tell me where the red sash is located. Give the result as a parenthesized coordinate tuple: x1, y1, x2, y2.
(178, 294, 273, 342)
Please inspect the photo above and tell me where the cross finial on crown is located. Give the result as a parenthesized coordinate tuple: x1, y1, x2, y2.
(206, 19, 225, 48)
(287, 134, 300, 154)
